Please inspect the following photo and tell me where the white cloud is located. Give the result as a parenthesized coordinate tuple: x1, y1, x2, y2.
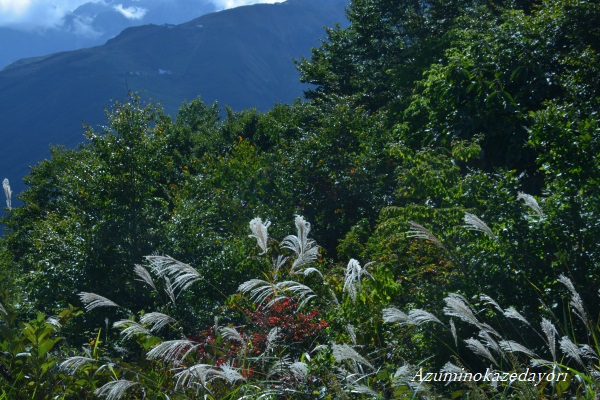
(211, 0, 284, 10)
(0, 0, 94, 29)
(113, 4, 147, 19)
(0, 0, 283, 30)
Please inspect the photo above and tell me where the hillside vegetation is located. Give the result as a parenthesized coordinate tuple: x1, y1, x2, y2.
(1, 0, 599, 398)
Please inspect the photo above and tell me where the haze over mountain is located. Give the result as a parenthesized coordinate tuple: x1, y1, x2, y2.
(0, 0, 286, 69)
(0, 0, 349, 196)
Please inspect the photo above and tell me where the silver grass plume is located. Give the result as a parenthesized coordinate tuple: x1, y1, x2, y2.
(3, 178, 11, 210)
(272, 255, 288, 279)
(0, 302, 6, 316)
(249, 217, 271, 254)
(557, 274, 589, 329)
(133, 264, 156, 291)
(140, 312, 175, 333)
(382, 308, 409, 325)
(382, 308, 441, 326)
(443, 293, 480, 327)
(347, 324, 357, 346)
(282, 215, 319, 273)
(449, 319, 458, 348)
(267, 354, 292, 378)
(393, 364, 428, 392)
(78, 292, 119, 312)
(221, 326, 247, 351)
(174, 363, 214, 389)
(499, 340, 536, 357)
(464, 338, 498, 366)
(503, 307, 530, 326)
(517, 192, 544, 217)
(406, 309, 442, 326)
(541, 318, 558, 361)
(146, 339, 199, 364)
(343, 259, 373, 303)
(94, 380, 139, 400)
(290, 361, 309, 380)
(559, 336, 585, 367)
(264, 327, 281, 354)
(113, 320, 151, 341)
(176, 363, 245, 389)
(60, 356, 97, 373)
(443, 293, 499, 336)
(479, 294, 503, 313)
(238, 279, 316, 309)
(478, 330, 501, 354)
(407, 221, 447, 251)
(164, 276, 176, 305)
(464, 212, 497, 241)
(332, 344, 374, 369)
(145, 255, 201, 295)
(352, 385, 383, 398)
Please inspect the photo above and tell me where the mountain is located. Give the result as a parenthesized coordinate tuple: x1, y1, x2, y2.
(0, 0, 217, 69)
(0, 0, 349, 196)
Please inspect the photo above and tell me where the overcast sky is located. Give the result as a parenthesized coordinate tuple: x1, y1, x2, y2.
(0, 0, 284, 29)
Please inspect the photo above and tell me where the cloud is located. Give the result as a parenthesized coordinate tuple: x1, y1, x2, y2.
(113, 4, 147, 19)
(211, 0, 284, 10)
(0, 0, 284, 30)
(0, 0, 92, 29)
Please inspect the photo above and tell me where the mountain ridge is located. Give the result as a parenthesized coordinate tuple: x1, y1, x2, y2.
(0, 0, 349, 196)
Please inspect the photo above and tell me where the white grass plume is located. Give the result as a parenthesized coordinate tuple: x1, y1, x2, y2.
(332, 344, 373, 369)
(145, 255, 201, 295)
(94, 380, 139, 400)
(147, 339, 199, 364)
(267, 354, 292, 378)
(221, 326, 247, 351)
(465, 338, 498, 366)
(407, 221, 447, 251)
(264, 327, 281, 354)
(0, 302, 5, 316)
(450, 319, 458, 348)
(479, 294, 503, 313)
(140, 312, 175, 333)
(444, 293, 498, 336)
(282, 215, 319, 273)
(249, 217, 271, 254)
(559, 336, 584, 367)
(343, 259, 374, 303)
(3, 178, 11, 210)
(464, 212, 497, 241)
(557, 274, 589, 329)
(499, 340, 536, 357)
(290, 361, 309, 380)
(443, 293, 480, 327)
(347, 324, 357, 346)
(174, 363, 214, 389)
(164, 276, 176, 305)
(517, 192, 544, 217)
(541, 318, 558, 361)
(78, 292, 119, 312)
(503, 307, 530, 326)
(238, 279, 316, 309)
(382, 308, 441, 326)
(133, 264, 156, 291)
(60, 356, 97, 373)
(113, 319, 151, 341)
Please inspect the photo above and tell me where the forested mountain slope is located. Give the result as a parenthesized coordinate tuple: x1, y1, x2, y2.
(0, 0, 348, 195)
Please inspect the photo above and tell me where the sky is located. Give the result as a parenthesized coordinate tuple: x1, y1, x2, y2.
(0, 0, 284, 29)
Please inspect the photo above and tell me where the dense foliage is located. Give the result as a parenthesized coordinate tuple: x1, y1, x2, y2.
(1, 0, 600, 398)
